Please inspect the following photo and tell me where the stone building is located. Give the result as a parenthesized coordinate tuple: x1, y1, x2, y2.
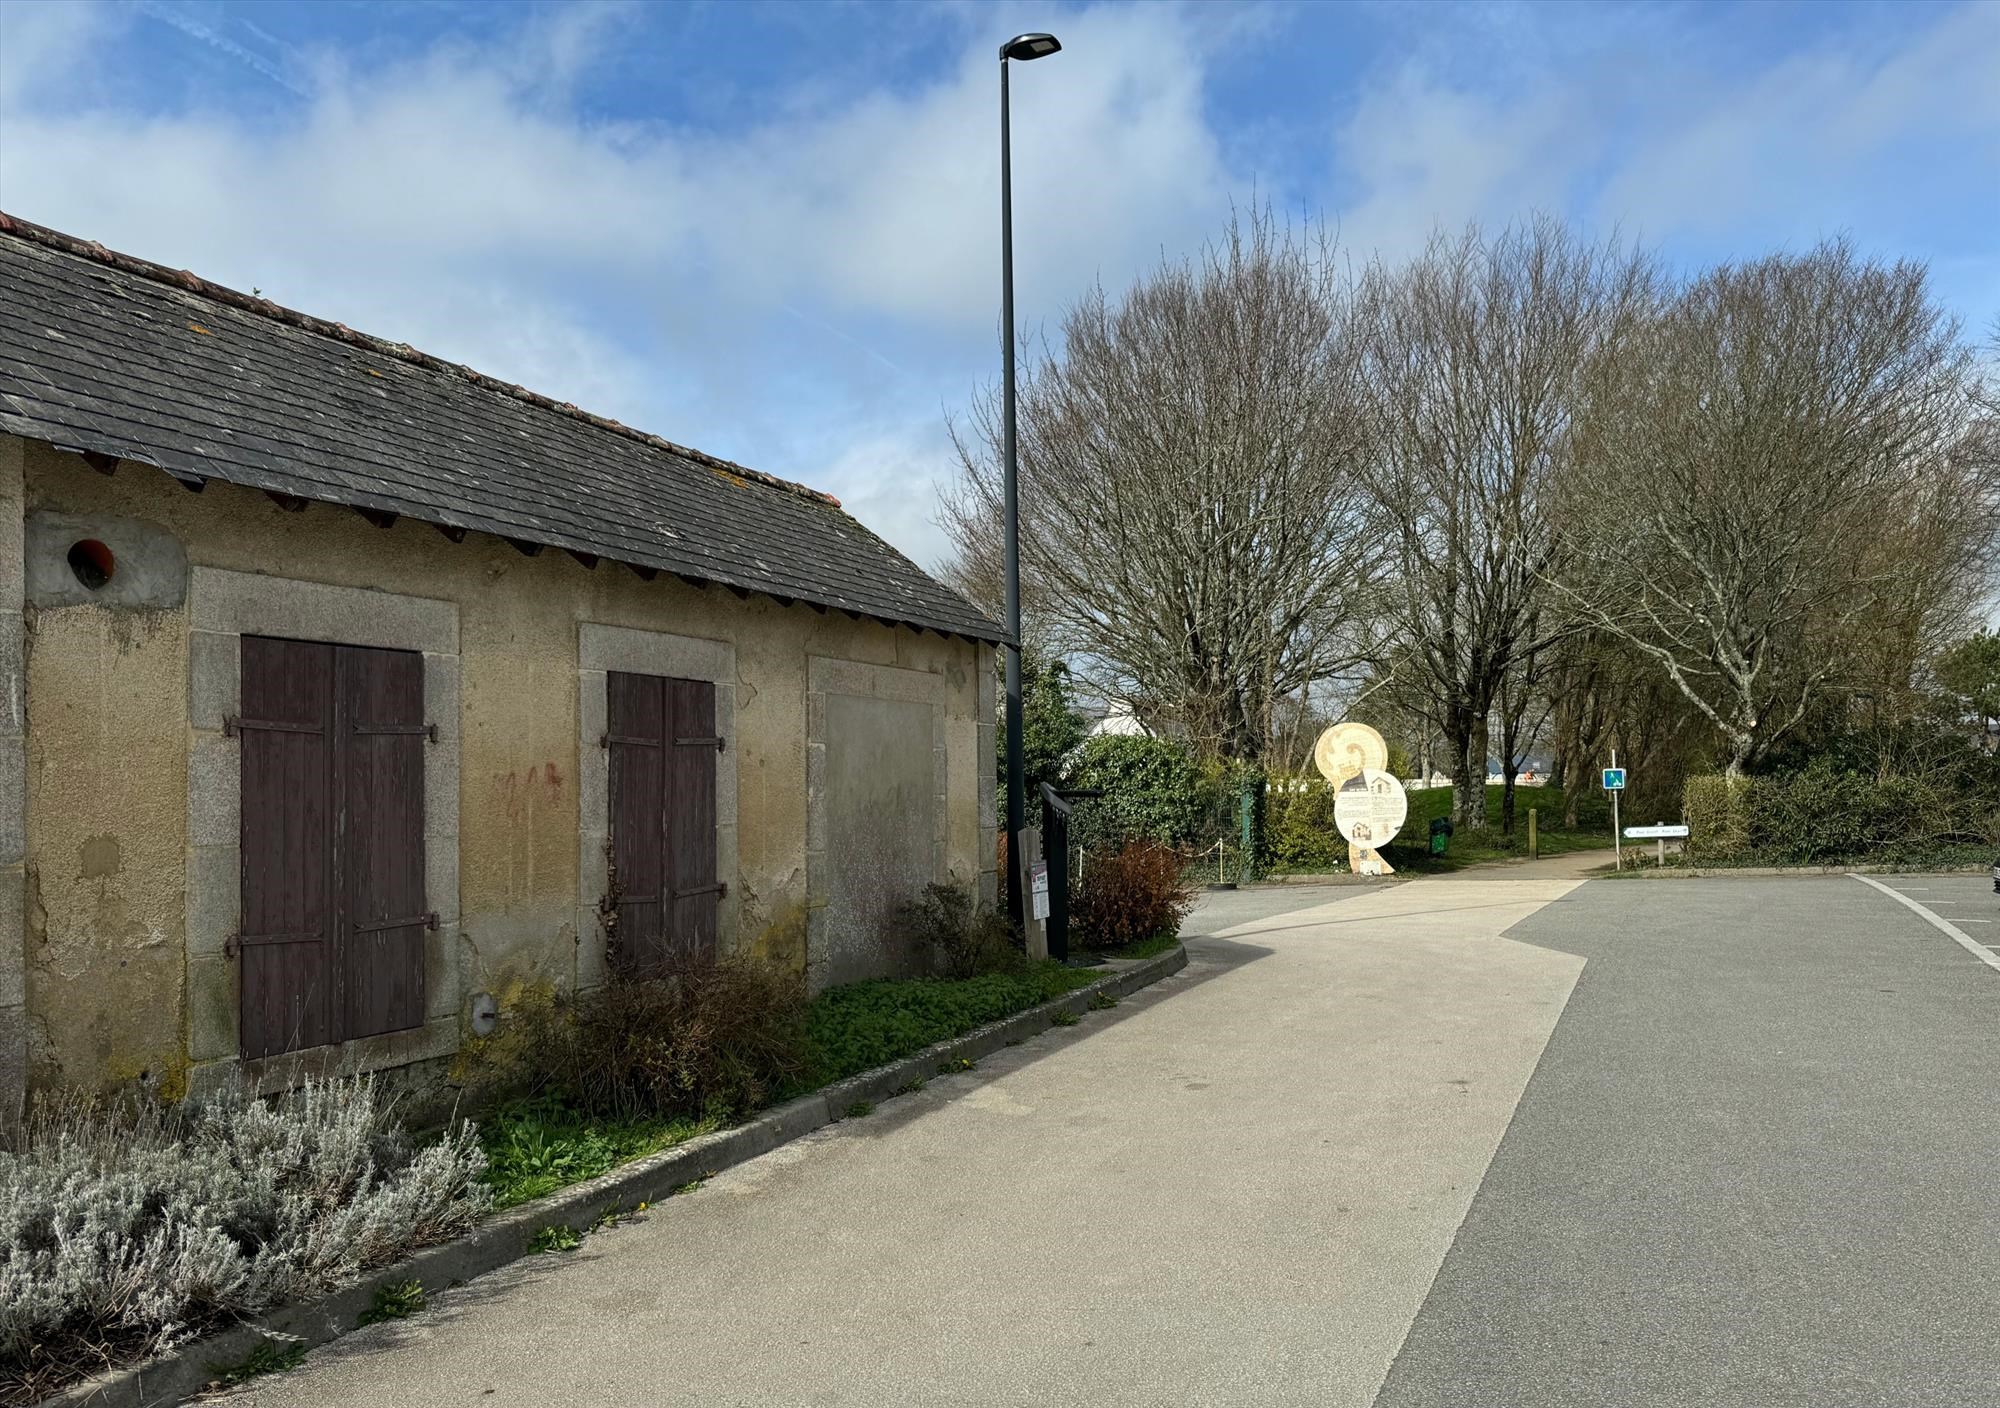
(0, 214, 1002, 1117)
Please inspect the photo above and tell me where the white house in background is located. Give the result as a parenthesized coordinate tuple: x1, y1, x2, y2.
(1484, 755, 1553, 786)
(1085, 701, 1151, 738)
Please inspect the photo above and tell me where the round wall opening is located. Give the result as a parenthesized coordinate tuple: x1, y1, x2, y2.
(67, 538, 116, 591)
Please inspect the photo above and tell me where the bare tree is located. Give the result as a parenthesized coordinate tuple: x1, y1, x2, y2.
(1493, 633, 1556, 835)
(1556, 241, 1987, 777)
(1352, 217, 1655, 830)
(939, 210, 1380, 762)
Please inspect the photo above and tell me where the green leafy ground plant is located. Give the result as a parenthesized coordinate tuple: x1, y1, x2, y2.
(358, 1280, 425, 1327)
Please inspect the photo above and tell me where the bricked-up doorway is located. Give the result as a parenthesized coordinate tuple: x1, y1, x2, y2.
(236, 636, 429, 1060)
(605, 672, 720, 974)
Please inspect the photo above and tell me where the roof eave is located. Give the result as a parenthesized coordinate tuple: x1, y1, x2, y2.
(22, 428, 1012, 646)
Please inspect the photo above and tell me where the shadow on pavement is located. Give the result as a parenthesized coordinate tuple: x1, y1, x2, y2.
(814, 933, 1273, 1145)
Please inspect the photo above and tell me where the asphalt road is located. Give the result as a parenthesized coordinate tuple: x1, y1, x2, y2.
(1375, 873, 2000, 1408)
(211, 864, 1997, 1407)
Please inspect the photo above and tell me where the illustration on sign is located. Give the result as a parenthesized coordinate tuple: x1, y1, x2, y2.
(1335, 769, 1409, 852)
(1602, 767, 1627, 791)
(1314, 722, 1407, 876)
(1029, 860, 1051, 922)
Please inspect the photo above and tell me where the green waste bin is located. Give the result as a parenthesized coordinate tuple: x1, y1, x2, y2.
(1429, 817, 1453, 856)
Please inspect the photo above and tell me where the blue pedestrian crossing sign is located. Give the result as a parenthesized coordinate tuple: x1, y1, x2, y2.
(1602, 767, 1627, 791)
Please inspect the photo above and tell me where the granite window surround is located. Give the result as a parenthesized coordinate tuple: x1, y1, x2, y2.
(575, 623, 738, 991)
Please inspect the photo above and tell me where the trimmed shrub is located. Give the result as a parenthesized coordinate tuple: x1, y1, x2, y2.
(1072, 840, 1198, 950)
(0, 1077, 489, 1399)
(1066, 735, 1218, 851)
(1682, 774, 1748, 864)
(454, 957, 808, 1122)
(894, 882, 1021, 980)
(1267, 778, 1342, 870)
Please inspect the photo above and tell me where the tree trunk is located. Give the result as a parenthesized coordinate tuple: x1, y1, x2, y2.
(1499, 702, 1526, 837)
(1452, 714, 1490, 832)
(1724, 724, 1756, 781)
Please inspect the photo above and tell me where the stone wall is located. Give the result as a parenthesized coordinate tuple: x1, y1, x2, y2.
(1, 437, 25, 1124)
(6, 435, 997, 1103)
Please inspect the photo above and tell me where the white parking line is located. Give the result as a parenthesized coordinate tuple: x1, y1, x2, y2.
(1849, 874, 2000, 974)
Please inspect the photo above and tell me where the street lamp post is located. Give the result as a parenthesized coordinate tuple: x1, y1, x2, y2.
(999, 31, 1059, 929)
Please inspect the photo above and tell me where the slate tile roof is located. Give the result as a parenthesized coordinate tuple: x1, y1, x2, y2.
(0, 213, 1004, 643)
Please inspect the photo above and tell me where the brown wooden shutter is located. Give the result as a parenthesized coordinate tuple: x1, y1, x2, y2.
(339, 645, 428, 1039)
(607, 671, 667, 975)
(237, 637, 428, 1058)
(667, 677, 720, 965)
(238, 636, 337, 1060)
(606, 672, 718, 975)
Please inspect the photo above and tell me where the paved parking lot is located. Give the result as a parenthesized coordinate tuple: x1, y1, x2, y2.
(1376, 872, 2000, 1408)
(1853, 871, 2000, 969)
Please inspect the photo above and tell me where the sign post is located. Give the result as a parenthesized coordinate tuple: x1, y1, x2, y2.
(1016, 825, 1048, 960)
(1602, 753, 1627, 871)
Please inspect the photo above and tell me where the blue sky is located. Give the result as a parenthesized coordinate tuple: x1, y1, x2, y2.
(2, 0, 1995, 572)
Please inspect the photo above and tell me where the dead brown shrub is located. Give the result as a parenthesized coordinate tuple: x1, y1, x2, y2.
(1072, 840, 1197, 950)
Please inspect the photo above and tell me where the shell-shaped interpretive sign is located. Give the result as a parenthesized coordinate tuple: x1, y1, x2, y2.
(1314, 722, 1401, 876)
(1314, 722, 1389, 786)
(1334, 769, 1409, 848)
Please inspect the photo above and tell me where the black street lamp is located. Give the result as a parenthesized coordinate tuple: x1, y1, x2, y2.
(999, 31, 1059, 929)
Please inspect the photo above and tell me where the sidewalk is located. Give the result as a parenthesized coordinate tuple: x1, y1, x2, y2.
(222, 875, 1589, 1408)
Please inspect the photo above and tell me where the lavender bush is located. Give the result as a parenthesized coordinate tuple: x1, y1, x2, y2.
(0, 1075, 489, 1400)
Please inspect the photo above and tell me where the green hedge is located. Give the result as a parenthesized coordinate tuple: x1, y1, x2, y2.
(1065, 735, 1219, 850)
(1267, 778, 1343, 870)
(1682, 760, 2000, 867)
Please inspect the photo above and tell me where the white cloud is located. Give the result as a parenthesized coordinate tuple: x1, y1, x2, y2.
(1329, 0, 2000, 315)
(2, 0, 1994, 569)
(0, 1, 119, 109)
(1330, 66, 1600, 262)
(811, 421, 966, 574)
(1597, 1, 2000, 244)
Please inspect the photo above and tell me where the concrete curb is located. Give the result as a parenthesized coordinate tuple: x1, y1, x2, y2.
(39, 945, 1189, 1408)
(1605, 864, 1989, 880)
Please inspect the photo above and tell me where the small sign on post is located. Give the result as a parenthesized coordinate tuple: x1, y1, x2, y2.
(1601, 768, 1627, 791)
(1016, 826, 1048, 960)
(1624, 822, 1689, 868)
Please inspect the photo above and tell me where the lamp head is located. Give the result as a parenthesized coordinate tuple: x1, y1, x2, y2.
(1000, 33, 1061, 61)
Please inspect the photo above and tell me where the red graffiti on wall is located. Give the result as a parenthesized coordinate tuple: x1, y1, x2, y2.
(492, 763, 567, 820)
